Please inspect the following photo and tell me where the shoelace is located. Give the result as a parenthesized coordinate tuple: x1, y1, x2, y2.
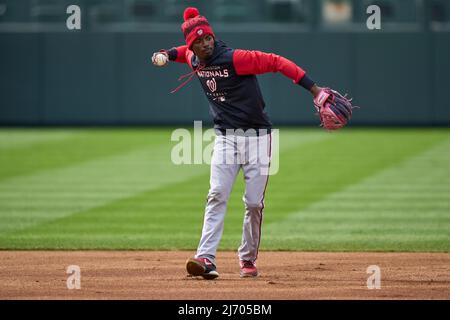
(170, 63, 206, 94)
(242, 261, 255, 268)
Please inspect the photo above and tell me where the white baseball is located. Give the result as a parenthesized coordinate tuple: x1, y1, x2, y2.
(154, 53, 168, 66)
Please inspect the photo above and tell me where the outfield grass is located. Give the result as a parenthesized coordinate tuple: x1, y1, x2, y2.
(0, 128, 449, 251)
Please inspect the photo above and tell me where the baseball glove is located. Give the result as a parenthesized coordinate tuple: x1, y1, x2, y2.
(313, 88, 354, 130)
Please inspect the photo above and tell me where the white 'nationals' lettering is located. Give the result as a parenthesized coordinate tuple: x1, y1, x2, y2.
(197, 69, 229, 78)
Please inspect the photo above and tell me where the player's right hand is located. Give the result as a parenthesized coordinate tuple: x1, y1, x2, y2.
(152, 51, 169, 67)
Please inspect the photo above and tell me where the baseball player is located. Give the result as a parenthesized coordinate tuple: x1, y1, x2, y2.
(152, 7, 352, 279)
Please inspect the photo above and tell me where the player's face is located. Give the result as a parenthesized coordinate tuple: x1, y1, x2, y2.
(192, 34, 215, 61)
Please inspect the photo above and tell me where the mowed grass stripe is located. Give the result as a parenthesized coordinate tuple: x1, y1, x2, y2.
(0, 129, 78, 150)
(0, 146, 207, 233)
(0, 142, 209, 234)
(221, 129, 449, 249)
(1, 129, 446, 250)
(0, 129, 170, 181)
(0, 128, 325, 181)
(250, 129, 449, 224)
(264, 139, 450, 252)
(0, 130, 332, 249)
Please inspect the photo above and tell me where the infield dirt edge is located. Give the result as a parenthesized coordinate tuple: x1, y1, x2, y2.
(0, 251, 449, 300)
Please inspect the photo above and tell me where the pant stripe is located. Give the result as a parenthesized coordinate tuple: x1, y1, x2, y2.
(255, 133, 272, 261)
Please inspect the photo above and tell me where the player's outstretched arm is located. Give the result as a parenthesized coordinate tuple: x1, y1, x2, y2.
(152, 45, 189, 67)
(233, 49, 355, 130)
(232, 49, 320, 96)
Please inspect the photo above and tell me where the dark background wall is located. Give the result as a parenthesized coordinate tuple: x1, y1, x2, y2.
(1, 0, 449, 126)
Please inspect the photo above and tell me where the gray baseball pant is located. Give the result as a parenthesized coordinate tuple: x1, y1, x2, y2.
(195, 131, 271, 266)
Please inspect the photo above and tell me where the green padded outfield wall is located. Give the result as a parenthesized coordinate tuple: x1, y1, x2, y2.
(1, 28, 449, 126)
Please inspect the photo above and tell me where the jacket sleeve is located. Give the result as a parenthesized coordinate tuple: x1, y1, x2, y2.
(233, 49, 307, 84)
(164, 45, 188, 64)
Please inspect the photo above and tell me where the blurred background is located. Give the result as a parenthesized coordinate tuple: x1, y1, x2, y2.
(0, 1, 449, 254)
(0, 0, 449, 126)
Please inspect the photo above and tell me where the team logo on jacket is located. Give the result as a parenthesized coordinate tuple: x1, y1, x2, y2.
(206, 78, 217, 92)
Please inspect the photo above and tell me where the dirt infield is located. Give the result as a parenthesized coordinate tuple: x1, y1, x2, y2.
(0, 251, 449, 300)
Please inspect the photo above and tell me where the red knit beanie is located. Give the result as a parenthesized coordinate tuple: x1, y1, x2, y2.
(181, 7, 215, 50)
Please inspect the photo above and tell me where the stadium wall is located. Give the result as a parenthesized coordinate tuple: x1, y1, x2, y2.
(1, 30, 449, 126)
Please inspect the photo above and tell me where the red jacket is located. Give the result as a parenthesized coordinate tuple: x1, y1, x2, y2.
(171, 44, 307, 84)
(166, 40, 314, 132)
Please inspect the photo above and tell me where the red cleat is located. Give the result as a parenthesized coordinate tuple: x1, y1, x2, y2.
(239, 260, 258, 278)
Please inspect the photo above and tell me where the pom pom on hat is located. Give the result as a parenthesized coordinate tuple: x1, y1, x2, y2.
(183, 7, 199, 21)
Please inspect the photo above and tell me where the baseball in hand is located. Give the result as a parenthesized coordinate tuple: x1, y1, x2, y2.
(153, 53, 168, 67)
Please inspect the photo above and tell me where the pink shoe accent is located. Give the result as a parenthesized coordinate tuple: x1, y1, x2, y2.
(239, 260, 258, 277)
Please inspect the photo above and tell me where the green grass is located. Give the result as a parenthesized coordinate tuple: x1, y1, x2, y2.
(0, 127, 449, 251)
